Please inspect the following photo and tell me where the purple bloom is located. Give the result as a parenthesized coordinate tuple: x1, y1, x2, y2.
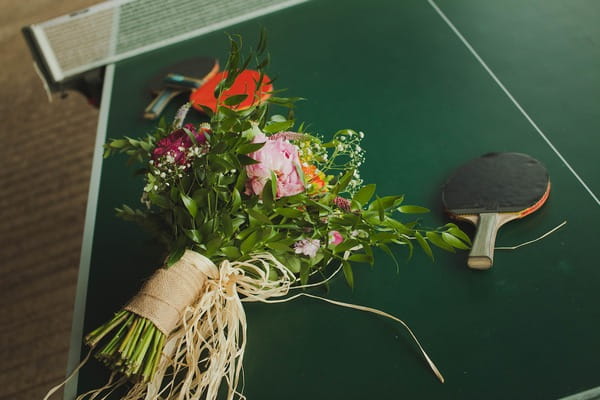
(333, 196, 351, 211)
(152, 125, 209, 165)
(294, 239, 320, 258)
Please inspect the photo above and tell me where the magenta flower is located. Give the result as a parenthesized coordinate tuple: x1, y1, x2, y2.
(245, 132, 305, 198)
(294, 239, 321, 258)
(152, 124, 209, 165)
(333, 196, 351, 211)
(328, 230, 344, 246)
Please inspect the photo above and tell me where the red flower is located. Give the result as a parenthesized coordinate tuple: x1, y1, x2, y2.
(152, 124, 209, 165)
(333, 196, 351, 211)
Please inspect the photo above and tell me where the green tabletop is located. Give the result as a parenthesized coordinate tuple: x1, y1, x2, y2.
(68, 0, 600, 399)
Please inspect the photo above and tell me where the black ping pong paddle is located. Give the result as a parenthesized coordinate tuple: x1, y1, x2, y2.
(143, 57, 219, 120)
(442, 152, 551, 269)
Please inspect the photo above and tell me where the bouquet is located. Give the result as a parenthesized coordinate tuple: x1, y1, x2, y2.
(82, 34, 470, 400)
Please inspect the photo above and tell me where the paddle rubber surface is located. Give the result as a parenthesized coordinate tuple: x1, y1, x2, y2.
(442, 152, 550, 215)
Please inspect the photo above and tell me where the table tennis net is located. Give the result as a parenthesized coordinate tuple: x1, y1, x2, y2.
(29, 0, 306, 83)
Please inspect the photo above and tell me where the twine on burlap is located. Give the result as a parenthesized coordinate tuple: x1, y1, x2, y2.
(120, 250, 295, 400)
(45, 250, 444, 400)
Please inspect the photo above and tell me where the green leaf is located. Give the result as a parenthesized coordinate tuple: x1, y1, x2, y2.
(270, 171, 278, 198)
(237, 142, 265, 154)
(275, 253, 301, 274)
(383, 217, 411, 234)
(148, 193, 171, 209)
(109, 139, 128, 148)
(334, 239, 360, 254)
(415, 231, 434, 261)
(442, 232, 470, 250)
(263, 120, 295, 134)
(180, 193, 198, 218)
(262, 179, 274, 210)
(221, 246, 242, 259)
(198, 104, 214, 117)
(353, 184, 376, 206)
(274, 208, 303, 218)
(375, 196, 385, 222)
(223, 94, 248, 106)
(206, 237, 223, 255)
(426, 231, 455, 252)
(374, 195, 405, 210)
(221, 213, 234, 237)
(330, 213, 360, 226)
(231, 188, 242, 212)
(238, 154, 260, 165)
(266, 241, 293, 252)
(348, 253, 373, 264)
(333, 169, 354, 194)
(378, 243, 399, 271)
(247, 207, 272, 224)
(372, 232, 397, 242)
(398, 205, 430, 214)
(342, 260, 354, 289)
(208, 155, 235, 172)
(446, 225, 472, 246)
(165, 247, 186, 267)
(300, 262, 310, 285)
(240, 231, 259, 254)
(267, 96, 305, 106)
(184, 229, 203, 243)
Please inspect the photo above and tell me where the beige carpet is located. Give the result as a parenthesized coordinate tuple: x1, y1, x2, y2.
(0, 1, 102, 399)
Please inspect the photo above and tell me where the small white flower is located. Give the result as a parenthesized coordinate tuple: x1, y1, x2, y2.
(294, 239, 321, 258)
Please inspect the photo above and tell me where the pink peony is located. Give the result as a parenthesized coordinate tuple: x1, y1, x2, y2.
(328, 230, 344, 246)
(245, 133, 305, 198)
(152, 124, 208, 165)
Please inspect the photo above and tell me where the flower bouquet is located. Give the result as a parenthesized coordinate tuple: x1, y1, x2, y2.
(82, 34, 470, 400)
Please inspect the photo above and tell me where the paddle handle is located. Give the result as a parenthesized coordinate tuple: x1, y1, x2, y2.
(468, 212, 499, 269)
(144, 87, 183, 120)
(165, 73, 205, 89)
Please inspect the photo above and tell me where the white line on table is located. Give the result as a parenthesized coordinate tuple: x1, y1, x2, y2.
(427, 0, 600, 206)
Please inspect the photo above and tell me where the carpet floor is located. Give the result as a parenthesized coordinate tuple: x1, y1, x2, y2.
(0, 1, 101, 399)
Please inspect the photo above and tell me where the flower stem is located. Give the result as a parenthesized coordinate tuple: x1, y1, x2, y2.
(86, 311, 166, 382)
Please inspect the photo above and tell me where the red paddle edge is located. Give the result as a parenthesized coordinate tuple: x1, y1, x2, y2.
(518, 181, 551, 218)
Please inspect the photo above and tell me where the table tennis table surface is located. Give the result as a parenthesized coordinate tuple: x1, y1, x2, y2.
(67, 0, 600, 399)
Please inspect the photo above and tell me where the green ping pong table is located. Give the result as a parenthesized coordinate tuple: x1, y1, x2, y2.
(65, 0, 600, 399)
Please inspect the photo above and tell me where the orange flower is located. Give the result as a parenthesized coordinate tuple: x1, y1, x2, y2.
(302, 164, 327, 193)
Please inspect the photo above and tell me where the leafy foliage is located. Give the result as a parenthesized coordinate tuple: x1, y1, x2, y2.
(104, 33, 470, 287)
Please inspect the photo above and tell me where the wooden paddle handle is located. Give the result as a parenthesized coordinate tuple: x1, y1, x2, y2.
(468, 213, 499, 269)
(144, 87, 183, 120)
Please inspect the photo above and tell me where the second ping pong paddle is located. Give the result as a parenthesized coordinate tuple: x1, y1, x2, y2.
(189, 69, 272, 113)
(144, 57, 219, 120)
(442, 152, 551, 269)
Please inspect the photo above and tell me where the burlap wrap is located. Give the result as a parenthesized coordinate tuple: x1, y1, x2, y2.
(124, 250, 216, 336)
